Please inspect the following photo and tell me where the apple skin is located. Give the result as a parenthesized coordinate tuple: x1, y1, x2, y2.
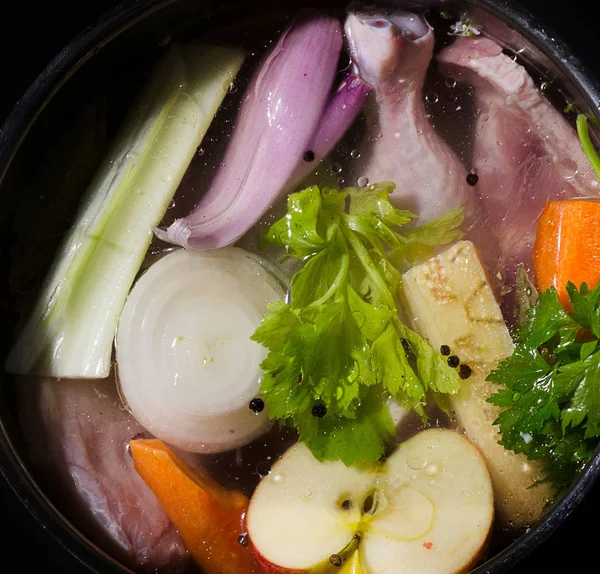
(251, 540, 334, 574)
(251, 545, 308, 574)
(252, 545, 365, 574)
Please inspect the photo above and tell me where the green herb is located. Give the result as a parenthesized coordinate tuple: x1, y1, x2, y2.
(390, 205, 464, 266)
(487, 283, 600, 496)
(252, 182, 462, 465)
(449, 16, 481, 37)
(576, 114, 600, 181)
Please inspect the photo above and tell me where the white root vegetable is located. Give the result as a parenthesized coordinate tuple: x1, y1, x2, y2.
(5, 44, 244, 379)
(402, 240, 552, 527)
(116, 247, 285, 453)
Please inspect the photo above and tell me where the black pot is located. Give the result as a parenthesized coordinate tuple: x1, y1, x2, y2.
(1, 1, 599, 572)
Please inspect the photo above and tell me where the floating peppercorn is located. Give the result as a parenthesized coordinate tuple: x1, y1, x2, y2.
(447, 355, 460, 368)
(312, 404, 327, 418)
(249, 398, 265, 413)
(238, 533, 249, 546)
(440, 344, 451, 356)
(466, 173, 479, 186)
(303, 150, 315, 162)
(459, 364, 472, 379)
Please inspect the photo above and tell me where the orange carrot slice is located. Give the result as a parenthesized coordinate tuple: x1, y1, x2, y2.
(130, 439, 260, 574)
(533, 199, 600, 309)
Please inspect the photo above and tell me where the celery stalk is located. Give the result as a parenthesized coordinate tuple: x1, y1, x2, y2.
(5, 44, 245, 378)
(576, 114, 600, 181)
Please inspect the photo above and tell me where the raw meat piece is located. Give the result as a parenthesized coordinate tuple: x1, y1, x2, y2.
(345, 9, 471, 222)
(437, 36, 598, 293)
(18, 376, 190, 572)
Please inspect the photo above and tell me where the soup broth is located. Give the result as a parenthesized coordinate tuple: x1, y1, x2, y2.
(4, 2, 600, 573)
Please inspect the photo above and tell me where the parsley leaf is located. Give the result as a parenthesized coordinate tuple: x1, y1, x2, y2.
(252, 184, 463, 465)
(487, 284, 600, 495)
(520, 287, 571, 348)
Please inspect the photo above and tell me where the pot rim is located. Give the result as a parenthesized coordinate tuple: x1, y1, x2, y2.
(1, 1, 599, 573)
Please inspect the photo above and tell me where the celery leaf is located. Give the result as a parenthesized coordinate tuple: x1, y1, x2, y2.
(252, 184, 463, 465)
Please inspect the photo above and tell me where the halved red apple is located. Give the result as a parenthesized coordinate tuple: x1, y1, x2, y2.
(247, 428, 494, 573)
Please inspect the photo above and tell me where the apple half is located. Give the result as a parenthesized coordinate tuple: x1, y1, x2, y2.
(247, 428, 494, 573)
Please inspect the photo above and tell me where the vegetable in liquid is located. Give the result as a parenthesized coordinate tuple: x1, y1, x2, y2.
(7, 5, 600, 573)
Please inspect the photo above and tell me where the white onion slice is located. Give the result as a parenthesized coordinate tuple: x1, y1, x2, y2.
(116, 247, 285, 453)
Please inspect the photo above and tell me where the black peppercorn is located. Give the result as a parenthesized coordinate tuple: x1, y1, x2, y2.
(312, 404, 327, 418)
(303, 150, 315, 162)
(249, 398, 265, 413)
(447, 355, 460, 368)
(459, 364, 472, 379)
(440, 344, 451, 356)
(238, 533, 249, 546)
(466, 173, 479, 186)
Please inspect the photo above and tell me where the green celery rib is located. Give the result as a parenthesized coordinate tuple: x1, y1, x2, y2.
(576, 114, 600, 181)
(5, 44, 244, 378)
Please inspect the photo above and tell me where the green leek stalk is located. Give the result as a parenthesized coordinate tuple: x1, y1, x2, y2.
(5, 44, 245, 378)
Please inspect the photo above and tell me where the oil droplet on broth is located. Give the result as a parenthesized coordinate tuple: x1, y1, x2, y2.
(557, 157, 578, 180)
(444, 77, 457, 89)
(301, 487, 313, 501)
(425, 436, 440, 449)
(425, 92, 439, 104)
(357, 176, 369, 188)
(407, 454, 427, 470)
(256, 461, 271, 477)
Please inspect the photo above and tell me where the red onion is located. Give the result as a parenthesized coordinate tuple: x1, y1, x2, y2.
(157, 17, 368, 251)
(290, 72, 371, 186)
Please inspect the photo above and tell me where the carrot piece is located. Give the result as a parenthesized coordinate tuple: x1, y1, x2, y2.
(130, 439, 260, 574)
(533, 200, 600, 309)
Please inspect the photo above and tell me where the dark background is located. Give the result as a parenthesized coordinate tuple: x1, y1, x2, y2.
(0, 0, 597, 572)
